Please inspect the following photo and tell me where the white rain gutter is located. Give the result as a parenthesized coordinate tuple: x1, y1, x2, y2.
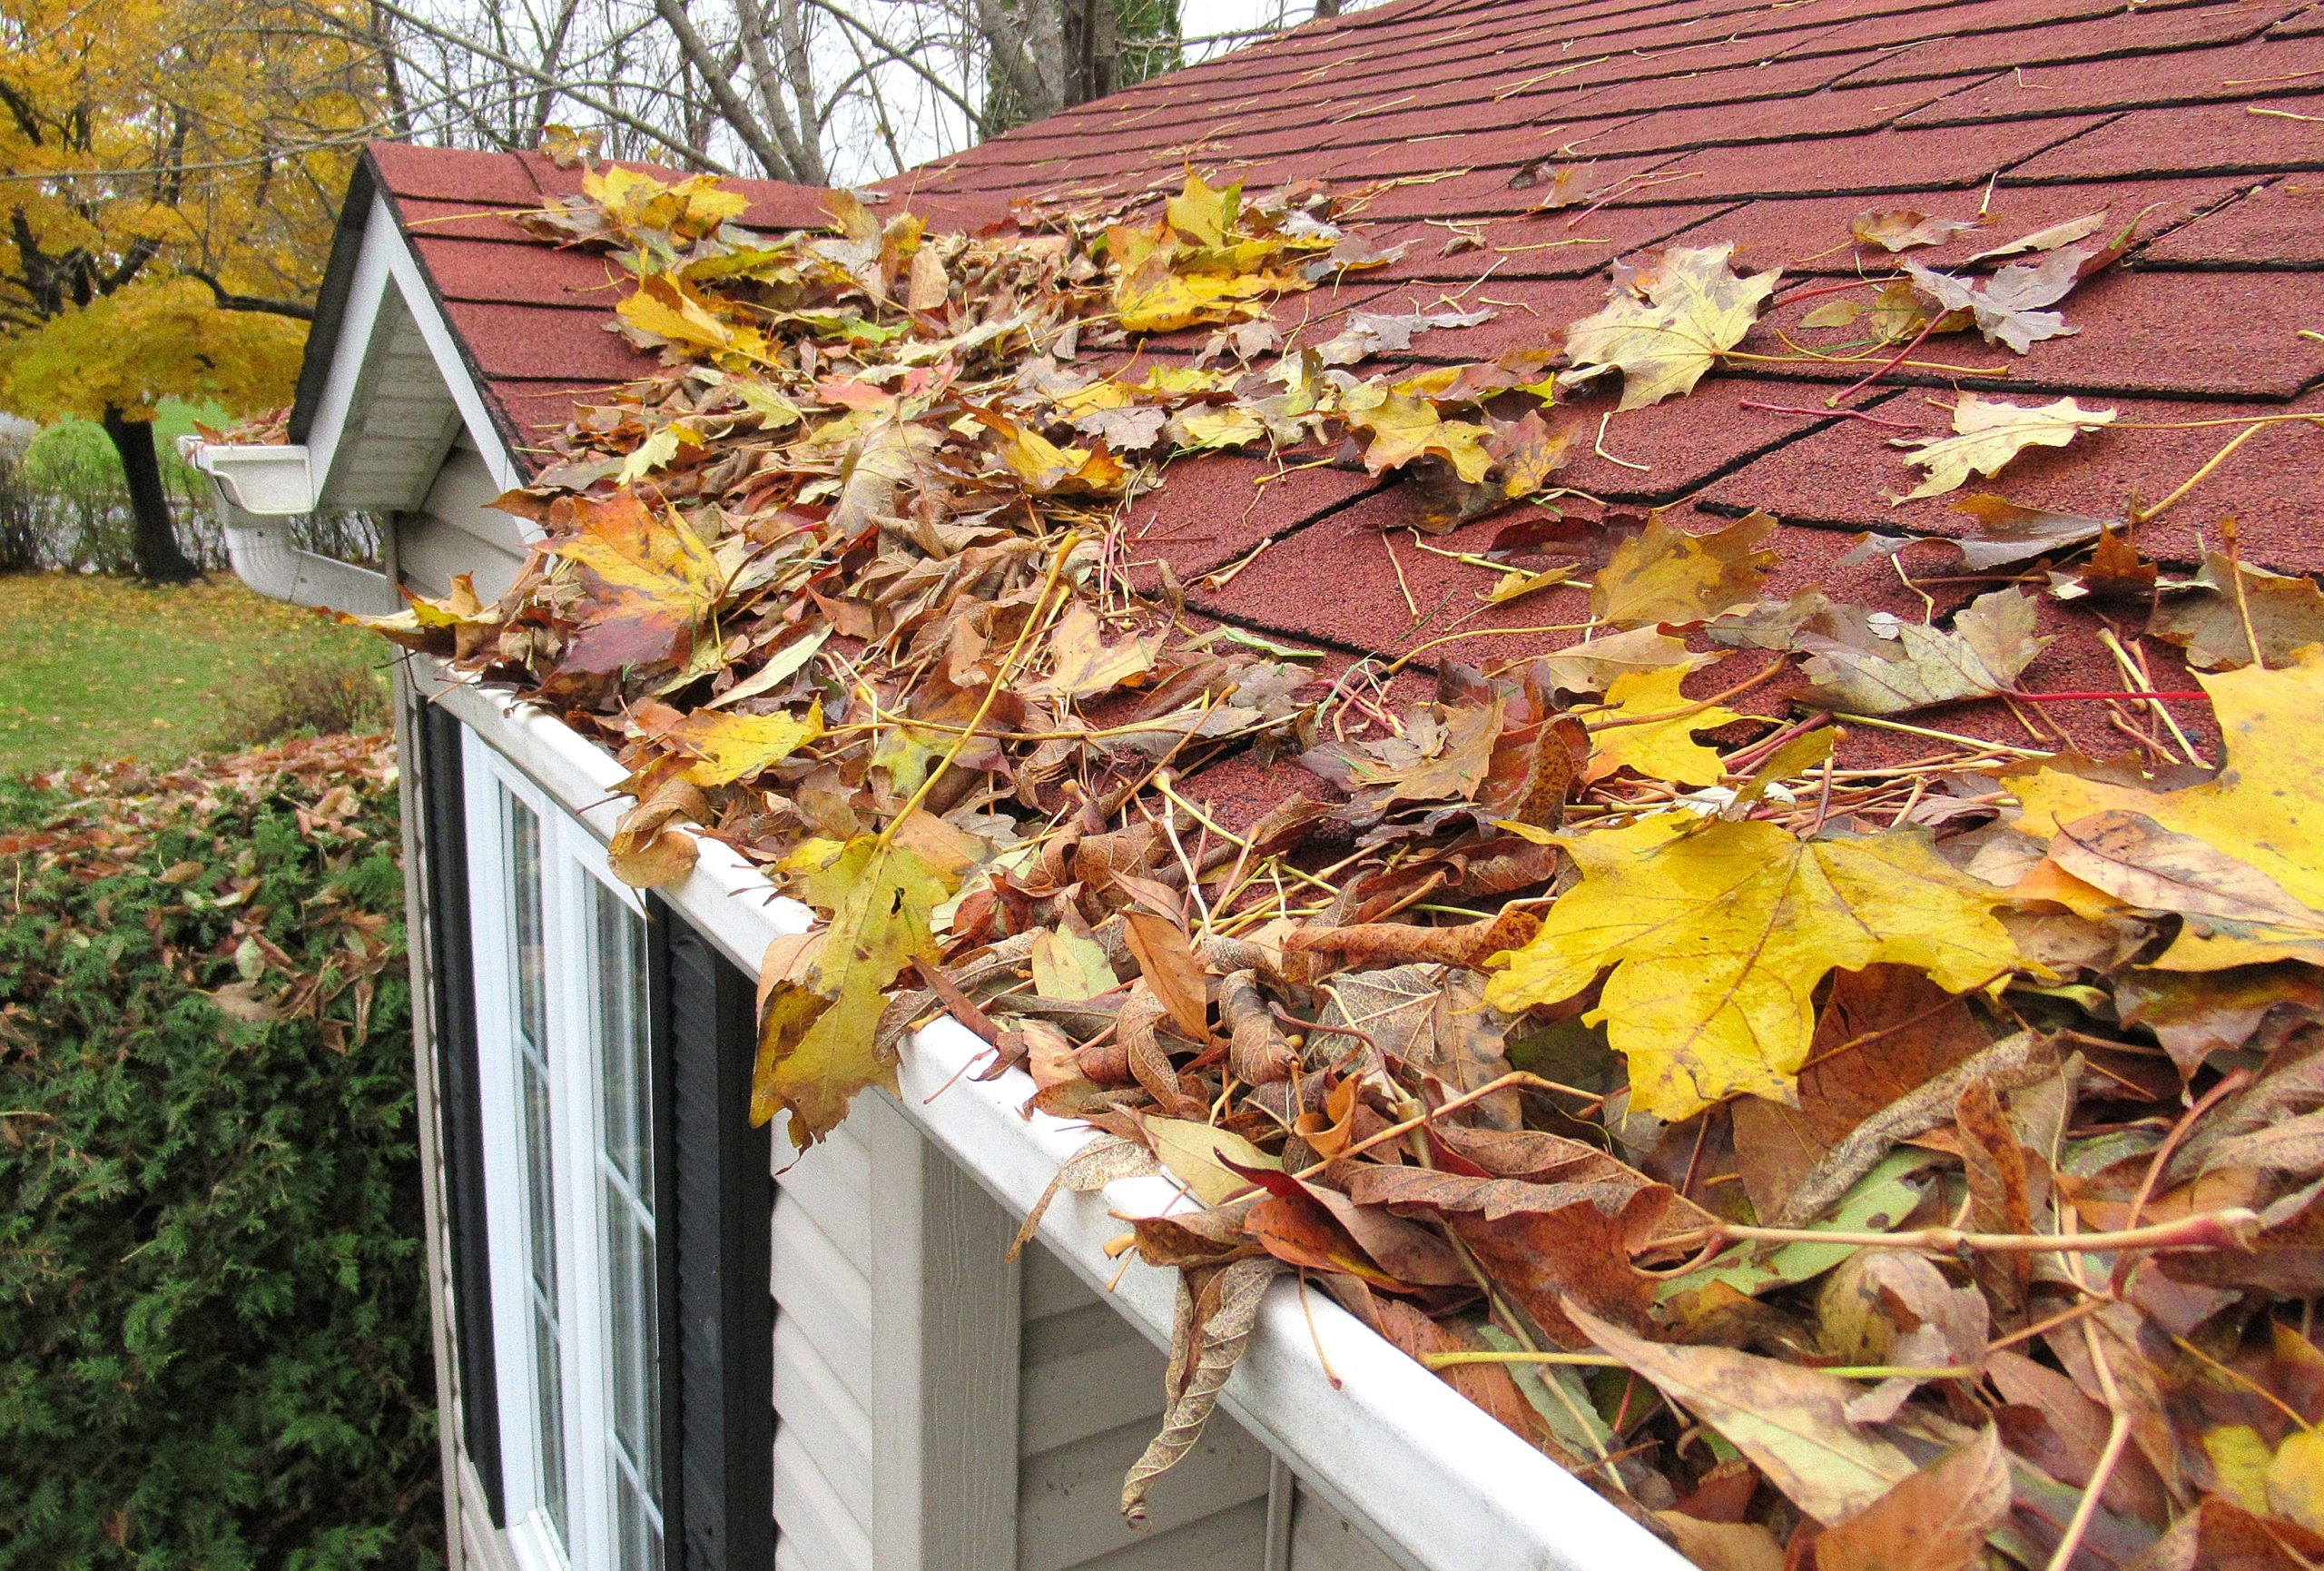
(426, 664, 1687, 1571)
(177, 436, 399, 615)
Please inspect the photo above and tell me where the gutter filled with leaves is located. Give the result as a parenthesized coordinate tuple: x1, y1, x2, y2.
(343, 149, 2324, 1569)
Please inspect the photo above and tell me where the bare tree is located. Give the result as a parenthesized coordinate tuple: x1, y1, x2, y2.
(323, 0, 1377, 187)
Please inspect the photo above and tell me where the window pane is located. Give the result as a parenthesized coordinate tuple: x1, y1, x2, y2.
(613, 1468, 661, 1571)
(507, 798, 547, 1050)
(518, 1057, 558, 1306)
(501, 790, 567, 1549)
(532, 1300, 568, 1544)
(596, 883, 652, 1207)
(594, 885, 664, 1538)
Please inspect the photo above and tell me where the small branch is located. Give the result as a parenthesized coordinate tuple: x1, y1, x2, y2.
(1827, 311, 1941, 406)
(2004, 688, 2209, 704)
(185, 270, 314, 321)
(1582, 658, 1789, 732)
(1656, 1207, 2260, 1260)
(1422, 1351, 1978, 1379)
(2047, 1318, 2132, 1571)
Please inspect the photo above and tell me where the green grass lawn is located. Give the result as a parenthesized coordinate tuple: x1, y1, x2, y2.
(0, 573, 389, 775)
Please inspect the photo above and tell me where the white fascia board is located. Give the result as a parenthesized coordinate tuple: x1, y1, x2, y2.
(302, 192, 526, 509)
(425, 668, 1686, 1571)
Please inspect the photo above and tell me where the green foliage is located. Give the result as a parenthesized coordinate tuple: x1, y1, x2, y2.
(0, 736, 441, 1571)
(0, 574, 388, 775)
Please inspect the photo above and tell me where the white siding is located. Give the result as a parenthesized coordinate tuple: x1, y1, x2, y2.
(771, 1111, 880, 1568)
(1016, 1245, 1272, 1571)
(399, 441, 528, 601)
(1016, 1246, 1404, 1571)
(1290, 1485, 1403, 1571)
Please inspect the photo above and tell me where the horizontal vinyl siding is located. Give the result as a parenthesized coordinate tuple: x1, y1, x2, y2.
(770, 1112, 877, 1568)
(1290, 1485, 1403, 1571)
(1016, 1244, 1269, 1571)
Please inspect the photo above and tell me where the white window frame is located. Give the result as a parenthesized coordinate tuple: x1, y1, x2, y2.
(464, 728, 663, 1571)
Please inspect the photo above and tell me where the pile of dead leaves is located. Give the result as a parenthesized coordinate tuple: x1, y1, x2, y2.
(0, 731, 402, 1047)
(360, 151, 2324, 1570)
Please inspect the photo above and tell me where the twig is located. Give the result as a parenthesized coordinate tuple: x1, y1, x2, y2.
(2130, 420, 2280, 530)
(1827, 311, 1941, 405)
(1655, 1207, 2260, 1259)
(1582, 659, 1788, 730)
(2047, 1312, 2132, 1571)
(2221, 517, 2270, 671)
(1422, 1353, 1979, 1379)
(2004, 688, 2209, 704)
(1592, 411, 1650, 472)
(1285, 1070, 1603, 1183)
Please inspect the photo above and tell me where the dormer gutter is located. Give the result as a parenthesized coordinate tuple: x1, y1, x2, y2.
(177, 435, 399, 615)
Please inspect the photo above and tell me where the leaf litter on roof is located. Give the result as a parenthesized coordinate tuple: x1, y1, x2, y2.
(342, 145, 2324, 1565)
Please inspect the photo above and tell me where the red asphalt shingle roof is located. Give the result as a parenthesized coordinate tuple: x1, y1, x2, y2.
(350, 0, 2324, 784)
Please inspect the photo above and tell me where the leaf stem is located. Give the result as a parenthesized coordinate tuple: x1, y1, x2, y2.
(2004, 688, 2209, 704)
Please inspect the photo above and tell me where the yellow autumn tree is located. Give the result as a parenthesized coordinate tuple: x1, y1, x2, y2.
(0, 0, 387, 579)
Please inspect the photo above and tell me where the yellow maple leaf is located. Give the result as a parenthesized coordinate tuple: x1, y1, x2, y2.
(1114, 265, 1278, 333)
(553, 490, 724, 675)
(1892, 393, 2116, 501)
(2010, 649, 2324, 969)
(654, 706, 826, 786)
(1166, 172, 1241, 248)
(2271, 1429, 2324, 1534)
(616, 273, 767, 362)
(1591, 512, 1777, 629)
(1562, 242, 1779, 410)
(338, 572, 498, 653)
(754, 832, 960, 1147)
(1484, 813, 2020, 1119)
(1342, 386, 1493, 482)
(1585, 667, 1741, 787)
(1175, 405, 1270, 450)
(585, 164, 747, 240)
(980, 412, 1128, 494)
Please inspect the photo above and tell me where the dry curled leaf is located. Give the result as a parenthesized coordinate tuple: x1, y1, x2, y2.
(1796, 588, 2051, 716)
(1566, 1302, 1918, 1526)
(1850, 208, 1984, 252)
(1891, 392, 2117, 501)
(2150, 550, 2324, 671)
(1120, 1256, 1285, 1525)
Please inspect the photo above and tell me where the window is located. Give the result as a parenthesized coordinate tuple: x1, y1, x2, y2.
(465, 736, 673, 1571)
(450, 726, 775, 1571)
